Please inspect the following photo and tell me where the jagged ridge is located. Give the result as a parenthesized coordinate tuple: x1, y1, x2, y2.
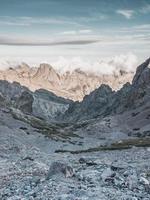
(62, 58, 150, 122)
(0, 62, 134, 101)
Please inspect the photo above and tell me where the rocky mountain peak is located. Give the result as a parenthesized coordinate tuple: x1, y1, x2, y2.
(0, 61, 134, 101)
(62, 58, 150, 122)
(132, 58, 150, 87)
(39, 63, 53, 71)
(33, 63, 60, 84)
(82, 84, 113, 104)
(73, 68, 88, 76)
(35, 63, 55, 78)
(17, 62, 30, 71)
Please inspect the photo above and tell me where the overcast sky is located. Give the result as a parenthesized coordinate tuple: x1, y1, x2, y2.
(0, 0, 149, 71)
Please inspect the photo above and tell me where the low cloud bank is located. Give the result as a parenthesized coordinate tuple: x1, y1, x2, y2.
(52, 53, 138, 75)
(0, 53, 138, 75)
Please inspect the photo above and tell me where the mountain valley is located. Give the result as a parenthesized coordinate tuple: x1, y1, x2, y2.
(0, 58, 150, 199)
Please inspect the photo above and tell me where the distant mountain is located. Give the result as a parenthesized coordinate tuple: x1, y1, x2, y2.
(0, 63, 134, 101)
(1, 58, 149, 124)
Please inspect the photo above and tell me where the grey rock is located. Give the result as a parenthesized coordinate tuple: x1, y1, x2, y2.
(132, 58, 150, 86)
(63, 84, 114, 122)
(79, 158, 97, 166)
(33, 89, 71, 121)
(126, 171, 138, 190)
(139, 176, 149, 186)
(113, 173, 125, 187)
(0, 80, 71, 120)
(139, 176, 150, 192)
(46, 162, 74, 179)
(101, 168, 115, 182)
(16, 91, 34, 114)
(61, 58, 150, 122)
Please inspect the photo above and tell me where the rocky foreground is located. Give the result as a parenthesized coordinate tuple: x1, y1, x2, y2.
(0, 107, 150, 200)
(0, 58, 150, 199)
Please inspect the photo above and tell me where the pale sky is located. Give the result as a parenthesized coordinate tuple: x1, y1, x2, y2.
(0, 0, 150, 72)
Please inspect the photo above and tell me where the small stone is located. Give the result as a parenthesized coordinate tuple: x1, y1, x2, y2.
(101, 167, 115, 182)
(139, 176, 150, 192)
(147, 147, 150, 152)
(126, 171, 138, 190)
(79, 157, 86, 164)
(140, 176, 149, 185)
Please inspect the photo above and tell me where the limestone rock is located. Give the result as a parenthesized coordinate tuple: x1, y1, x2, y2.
(101, 168, 115, 182)
(61, 58, 150, 122)
(0, 62, 133, 101)
(46, 162, 74, 179)
(0, 80, 71, 120)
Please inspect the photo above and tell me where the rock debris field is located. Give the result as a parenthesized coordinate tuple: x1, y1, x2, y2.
(0, 107, 150, 200)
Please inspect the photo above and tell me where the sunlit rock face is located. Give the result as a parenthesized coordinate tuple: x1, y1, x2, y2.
(0, 62, 134, 101)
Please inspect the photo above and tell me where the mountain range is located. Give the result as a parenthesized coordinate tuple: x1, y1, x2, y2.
(0, 62, 134, 101)
(62, 58, 150, 126)
(0, 58, 150, 199)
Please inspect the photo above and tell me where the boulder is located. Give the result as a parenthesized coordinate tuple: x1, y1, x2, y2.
(46, 162, 74, 179)
(101, 167, 115, 182)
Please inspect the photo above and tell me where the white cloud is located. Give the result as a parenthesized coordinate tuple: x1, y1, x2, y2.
(133, 24, 150, 30)
(117, 24, 150, 34)
(78, 29, 92, 34)
(116, 4, 150, 19)
(0, 16, 80, 26)
(116, 9, 135, 19)
(50, 53, 138, 75)
(60, 29, 92, 35)
(0, 20, 29, 26)
(61, 31, 77, 35)
(0, 34, 98, 46)
(78, 14, 108, 22)
(140, 4, 150, 14)
(0, 53, 138, 75)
